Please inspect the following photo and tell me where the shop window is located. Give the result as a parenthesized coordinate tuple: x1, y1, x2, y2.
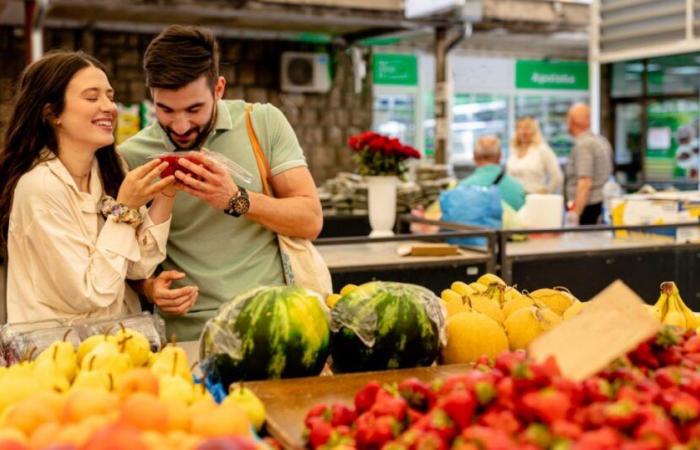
(611, 60, 643, 98)
(645, 99, 700, 181)
(614, 104, 642, 183)
(372, 94, 417, 147)
(647, 53, 700, 96)
(450, 94, 509, 165)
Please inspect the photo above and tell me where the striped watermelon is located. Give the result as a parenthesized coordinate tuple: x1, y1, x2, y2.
(330, 281, 446, 373)
(199, 286, 330, 384)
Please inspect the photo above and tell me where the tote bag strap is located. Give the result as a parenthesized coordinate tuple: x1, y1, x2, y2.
(244, 103, 273, 197)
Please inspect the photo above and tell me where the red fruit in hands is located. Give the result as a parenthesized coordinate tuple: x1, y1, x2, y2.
(355, 381, 382, 414)
(159, 154, 198, 178)
(398, 378, 436, 411)
(438, 390, 476, 430)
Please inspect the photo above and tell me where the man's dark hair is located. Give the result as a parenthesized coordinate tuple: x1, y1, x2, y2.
(144, 25, 220, 89)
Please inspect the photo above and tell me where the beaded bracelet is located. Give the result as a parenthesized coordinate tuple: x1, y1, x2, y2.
(100, 195, 143, 228)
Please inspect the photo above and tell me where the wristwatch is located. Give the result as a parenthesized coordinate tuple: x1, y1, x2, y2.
(225, 186, 250, 217)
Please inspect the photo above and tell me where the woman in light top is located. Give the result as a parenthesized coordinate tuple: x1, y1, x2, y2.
(506, 116, 563, 194)
(0, 51, 179, 323)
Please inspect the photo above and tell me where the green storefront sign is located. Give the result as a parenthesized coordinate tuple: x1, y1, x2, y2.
(516, 60, 589, 90)
(373, 54, 418, 86)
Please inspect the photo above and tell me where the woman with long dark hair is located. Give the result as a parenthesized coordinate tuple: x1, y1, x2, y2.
(0, 51, 176, 322)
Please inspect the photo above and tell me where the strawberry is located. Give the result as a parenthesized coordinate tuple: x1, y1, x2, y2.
(305, 403, 331, 427)
(521, 388, 571, 424)
(551, 420, 582, 441)
(619, 441, 664, 450)
(572, 427, 622, 450)
(628, 341, 659, 370)
(331, 402, 357, 427)
(660, 389, 700, 422)
(495, 376, 516, 410)
(634, 417, 679, 448)
(477, 408, 521, 435)
(494, 351, 528, 374)
(602, 399, 642, 430)
(682, 334, 700, 354)
(582, 378, 613, 403)
(413, 431, 449, 450)
(407, 408, 425, 426)
(473, 381, 496, 406)
(519, 422, 552, 449)
(438, 389, 476, 430)
(420, 409, 457, 442)
(460, 425, 519, 450)
(371, 390, 408, 422)
(355, 381, 382, 414)
(307, 416, 334, 449)
(355, 412, 400, 450)
(398, 378, 435, 412)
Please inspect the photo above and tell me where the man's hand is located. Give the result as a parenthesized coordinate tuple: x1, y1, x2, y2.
(175, 152, 238, 210)
(144, 270, 198, 316)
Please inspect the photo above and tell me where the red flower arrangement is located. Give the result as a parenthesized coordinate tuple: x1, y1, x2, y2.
(347, 131, 421, 177)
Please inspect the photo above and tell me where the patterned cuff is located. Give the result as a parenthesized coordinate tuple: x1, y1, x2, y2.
(100, 195, 144, 228)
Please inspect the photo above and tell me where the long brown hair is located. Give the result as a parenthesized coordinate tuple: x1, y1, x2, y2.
(0, 50, 125, 249)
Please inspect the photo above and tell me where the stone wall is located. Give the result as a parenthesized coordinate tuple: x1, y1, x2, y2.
(0, 26, 372, 182)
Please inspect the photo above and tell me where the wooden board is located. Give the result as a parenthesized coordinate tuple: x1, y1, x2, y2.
(245, 364, 473, 449)
(529, 280, 661, 382)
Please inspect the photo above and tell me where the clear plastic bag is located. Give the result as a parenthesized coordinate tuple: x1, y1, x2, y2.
(151, 150, 254, 186)
(0, 320, 79, 364)
(75, 312, 166, 352)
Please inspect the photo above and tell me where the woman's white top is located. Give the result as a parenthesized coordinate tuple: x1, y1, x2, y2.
(506, 142, 564, 194)
(6, 153, 170, 323)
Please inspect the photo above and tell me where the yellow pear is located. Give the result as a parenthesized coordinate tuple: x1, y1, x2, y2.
(77, 334, 118, 365)
(223, 383, 266, 431)
(158, 374, 195, 404)
(33, 357, 71, 393)
(113, 325, 151, 367)
(81, 341, 132, 380)
(0, 364, 41, 414)
(151, 346, 192, 382)
(71, 370, 113, 392)
(35, 330, 78, 382)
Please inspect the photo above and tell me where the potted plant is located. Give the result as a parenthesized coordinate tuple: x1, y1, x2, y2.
(348, 132, 421, 236)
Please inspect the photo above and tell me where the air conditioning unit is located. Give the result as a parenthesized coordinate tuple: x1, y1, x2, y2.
(281, 52, 331, 93)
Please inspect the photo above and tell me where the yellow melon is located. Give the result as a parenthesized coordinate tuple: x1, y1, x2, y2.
(467, 294, 504, 324)
(440, 289, 469, 318)
(528, 287, 577, 316)
(502, 295, 534, 319)
(441, 311, 509, 364)
(503, 306, 562, 350)
(476, 273, 506, 288)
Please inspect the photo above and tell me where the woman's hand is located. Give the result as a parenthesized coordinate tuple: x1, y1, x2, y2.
(117, 159, 175, 209)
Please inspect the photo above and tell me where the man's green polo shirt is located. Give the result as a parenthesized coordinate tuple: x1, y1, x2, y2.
(119, 100, 307, 341)
(459, 164, 526, 211)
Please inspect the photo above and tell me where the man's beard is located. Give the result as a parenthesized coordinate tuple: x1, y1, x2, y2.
(162, 109, 216, 151)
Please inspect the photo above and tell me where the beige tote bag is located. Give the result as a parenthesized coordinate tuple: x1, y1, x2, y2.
(244, 104, 333, 297)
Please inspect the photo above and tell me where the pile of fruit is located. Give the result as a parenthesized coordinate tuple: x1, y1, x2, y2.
(304, 326, 700, 450)
(0, 326, 266, 450)
(648, 281, 700, 331)
(438, 274, 583, 363)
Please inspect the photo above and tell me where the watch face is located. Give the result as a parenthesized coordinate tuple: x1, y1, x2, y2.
(234, 196, 250, 214)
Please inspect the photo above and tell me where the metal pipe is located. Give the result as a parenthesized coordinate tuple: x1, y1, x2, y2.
(29, 0, 49, 63)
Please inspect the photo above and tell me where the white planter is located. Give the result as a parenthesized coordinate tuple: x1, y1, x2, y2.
(367, 176, 397, 237)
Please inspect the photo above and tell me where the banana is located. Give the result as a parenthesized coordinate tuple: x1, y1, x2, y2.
(662, 294, 686, 328)
(451, 281, 475, 297)
(674, 292, 698, 329)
